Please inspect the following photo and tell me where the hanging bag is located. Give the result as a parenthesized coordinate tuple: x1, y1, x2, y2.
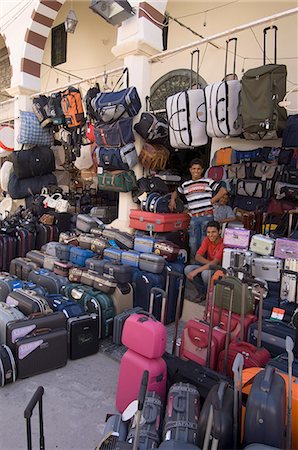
(134, 96, 168, 144)
(94, 117, 134, 147)
(97, 170, 137, 192)
(18, 111, 54, 146)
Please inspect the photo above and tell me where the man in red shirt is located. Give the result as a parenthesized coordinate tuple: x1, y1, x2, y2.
(184, 220, 224, 302)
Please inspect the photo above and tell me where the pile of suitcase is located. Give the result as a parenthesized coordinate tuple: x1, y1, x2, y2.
(0, 212, 188, 386)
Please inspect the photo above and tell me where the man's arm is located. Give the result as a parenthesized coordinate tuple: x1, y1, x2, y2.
(210, 186, 227, 205)
(186, 257, 221, 280)
(168, 190, 178, 212)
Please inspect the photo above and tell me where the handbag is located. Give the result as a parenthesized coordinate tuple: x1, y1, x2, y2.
(18, 111, 54, 146)
(55, 198, 70, 213)
(44, 193, 63, 209)
(97, 170, 137, 192)
(94, 117, 134, 148)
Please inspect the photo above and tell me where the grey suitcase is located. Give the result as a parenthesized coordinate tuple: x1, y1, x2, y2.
(26, 250, 46, 266)
(43, 255, 59, 271)
(78, 233, 96, 250)
(139, 253, 165, 274)
(280, 269, 298, 303)
(76, 214, 101, 233)
(90, 205, 117, 224)
(112, 306, 144, 345)
(0, 302, 25, 344)
(6, 289, 52, 316)
(41, 241, 61, 257)
(55, 243, 73, 261)
(28, 269, 68, 294)
(0, 344, 16, 386)
(85, 258, 106, 273)
(251, 256, 283, 282)
(9, 258, 39, 280)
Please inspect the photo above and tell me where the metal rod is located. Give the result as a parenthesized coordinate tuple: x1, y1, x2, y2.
(149, 7, 298, 63)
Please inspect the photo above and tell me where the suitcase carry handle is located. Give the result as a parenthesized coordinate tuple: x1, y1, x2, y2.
(263, 25, 277, 65)
(281, 269, 298, 277)
(24, 386, 45, 450)
(260, 365, 275, 392)
(224, 37, 237, 80)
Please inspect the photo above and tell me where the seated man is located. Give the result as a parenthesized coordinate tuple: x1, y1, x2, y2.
(213, 193, 236, 224)
(184, 220, 224, 302)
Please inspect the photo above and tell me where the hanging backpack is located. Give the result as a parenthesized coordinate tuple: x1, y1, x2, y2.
(240, 26, 287, 140)
(134, 96, 168, 144)
(61, 86, 85, 128)
(32, 95, 52, 128)
(84, 84, 101, 121)
(48, 92, 65, 126)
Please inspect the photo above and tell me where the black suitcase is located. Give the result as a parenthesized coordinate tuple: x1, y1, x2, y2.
(6, 311, 66, 354)
(268, 353, 298, 377)
(0, 274, 23, 302)
(9, 257, 39, 280)
(158, 442, 201, 449)
(243, 366, 287, 448)
(197, 382, 234, 450)
(0, 344, 16, 386)
(112, 307, 144, 345)
(16, 328, 68, 378)
(248, 319, 297, 357)
(103, 261, 132, 284)
(35, 223, 59, 250)
(163, 383, 200, 446)
(257, 295, 298, 324)
(28, 269, 68, 294)
(127, 392, 163, 450)
(163, 353, 227, 403)
(16, 228, 36, 257)
(67, 313, 99, 360)
(5, 289, 52, 316)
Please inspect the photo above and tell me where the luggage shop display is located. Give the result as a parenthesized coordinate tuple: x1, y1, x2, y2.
(239, 26, 287, 139)
(205, 38, 242, 138)
(166, 50, 207, 148)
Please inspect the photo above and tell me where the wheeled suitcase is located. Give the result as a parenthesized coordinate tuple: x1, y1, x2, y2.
(9, 257, 39, 280)
(67, 313, 99, 359)
(127, 391, 163, 450)
(69, 247, 95, 267)
(6, 289, 52, 316)
(243, 366, 286, 448)
(112, 306, 144, 345)
(6, 311, 66, 354)
(223, 227, 250, 249)
(45, 294, 85, 318)
(280, 269, 298, 303)
(205, 38, 241, 138)
(196, 381, 234, 450)
(25, 250, 45, 267)
(16, 328, 68, 378)
(0, 274, 23, 302)
(16, 228, 36, 258)
(103, 248, 123, 262)
(166, 50, 207, 148)
(249, 234, 275, 256)
(28, 269, 68, 294)
(274, 237, 298, 259)
(0, 235, 17, 272)
(213, 275, 254, 315)
(222, 248, 254, 271)
(129, 210, 191, 233)
(116, 349, 167, 413)
(132, 269, 166, 320)
(0, 302, 25, 344)
(248, 319, 296, 357)
(139, 253, 165, 274)
(251, 257, 283, 282)
(163, 382, 200, 446)
(35, 223, 59, 250)
(0, 344, 16, 386)
(111, 283, 133, 315)
(134, 236, 155, 253)
(121, 250, 140, 268)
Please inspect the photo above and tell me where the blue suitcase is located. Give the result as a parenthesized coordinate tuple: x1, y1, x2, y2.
(134, 236, 155, 253)
(163, 261, 186, 325)
(131, 268, 166, 320)
(248, 319, 297, 357)
(103, 248, 123, 262)
(28, 269, 68, 294)
(45, 294, 85, 318)
(121, 250, 140, 268)
(69, 247, 95, 267)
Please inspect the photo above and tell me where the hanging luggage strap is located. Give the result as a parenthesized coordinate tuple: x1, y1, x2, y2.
(149, 287, 167, 324)
(112, 67, 129, 92)
(24, 386, 45, 450)
(224, 37, 238, 80)
(263, 25, 277, 64)
(190, 49, 200, 88)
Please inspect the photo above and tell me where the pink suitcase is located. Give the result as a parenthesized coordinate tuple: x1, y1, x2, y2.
(223, 227, 250, 249)
(180, 319, 226, 370)
(274, 238, 298, 260)
(116, 349, 167, 412)
(122, 313, 167, 358)
(129, 210, 190, 233)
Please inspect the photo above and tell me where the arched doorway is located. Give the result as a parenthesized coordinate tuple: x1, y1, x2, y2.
(0, 36, 12, 103)
(150, 69, 211, 179)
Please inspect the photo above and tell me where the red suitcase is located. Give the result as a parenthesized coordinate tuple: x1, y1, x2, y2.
(129, 210, 190, 233)
(116, 349, 167, 413)
(180, 319, 226, 370)
(122, 312, 167, 359)
(207, 305, 257, 341)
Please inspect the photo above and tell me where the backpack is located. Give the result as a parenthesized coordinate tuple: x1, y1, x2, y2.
(61, 86, 85, 128)
(84, 84, 101, 121)
(32, 95, 52, 128)
(48, 92, 65, 126)
(239, 26, 287, 140)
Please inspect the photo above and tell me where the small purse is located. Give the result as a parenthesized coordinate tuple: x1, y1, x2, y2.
(55, 198, 70, 213)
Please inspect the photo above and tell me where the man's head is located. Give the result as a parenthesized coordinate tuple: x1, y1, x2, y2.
(206, 220, 221, 243)
(189, 158, 204, 181)
(218, 193, 229, 206)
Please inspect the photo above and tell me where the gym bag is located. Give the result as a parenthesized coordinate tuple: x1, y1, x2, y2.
(97, 170, 137, 192)
(94, 117, 134, 148)
(13, 146, 55, 179)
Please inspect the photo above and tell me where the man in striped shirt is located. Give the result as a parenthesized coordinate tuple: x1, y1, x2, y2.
(169, 158, 227, 259)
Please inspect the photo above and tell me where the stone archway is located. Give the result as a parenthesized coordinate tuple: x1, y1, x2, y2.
(0, 35, 12, 102)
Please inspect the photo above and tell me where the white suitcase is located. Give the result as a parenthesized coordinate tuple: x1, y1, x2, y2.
(166, 50, 207, 149)
(280, 270, 298, 303)
(285, 258, 298, 272)
(251, 256, 283, 282)
(206, 37, 241, 138)
(249, 234, 275, 256)
(222, 248, 255, 270)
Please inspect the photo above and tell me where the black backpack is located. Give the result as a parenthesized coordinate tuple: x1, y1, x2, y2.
(84, 84, 101, 121)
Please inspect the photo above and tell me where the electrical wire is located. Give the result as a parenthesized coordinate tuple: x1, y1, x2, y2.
(42, 63, 83, 81)
(177, 0, 241, 20)
(0, 0, 34, 33)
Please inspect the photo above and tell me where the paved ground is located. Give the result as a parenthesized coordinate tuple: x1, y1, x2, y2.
(0, 353, 120, 450)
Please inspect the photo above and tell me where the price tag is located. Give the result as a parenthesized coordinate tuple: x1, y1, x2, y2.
(270, 307, 285, 321)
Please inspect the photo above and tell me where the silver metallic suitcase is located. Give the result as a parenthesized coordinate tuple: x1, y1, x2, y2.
(249, 234, 275, 256)
(251, 257, 283, 282)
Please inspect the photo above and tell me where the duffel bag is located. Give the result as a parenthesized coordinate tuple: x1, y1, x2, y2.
(236, 179, 270, 198)
(94, 117, 134, 147)
(8, 173, 57, 199)
(18, 111, 54, 146)
(274, 181, 298, 201)
(279, 166, 298, 184)
(97, 170, 137, 192)
(96, 144, 137, 171)
(139, 143, 170, 171)
(232, 196, 268, 212)
(13, 146, 55, 179)
(134, 112, 168, 143)
(251, 162, 279, 180)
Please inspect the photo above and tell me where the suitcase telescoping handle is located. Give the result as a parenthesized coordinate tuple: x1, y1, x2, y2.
(133, 370, 149, 450)
(24, 386, 45, 450)
(164, 269, 184, 355)
(190, 49, 200, 89)
(149, 287, 167, 324)
(224, 37, 237, 80)
(263, 25, 277, 65)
